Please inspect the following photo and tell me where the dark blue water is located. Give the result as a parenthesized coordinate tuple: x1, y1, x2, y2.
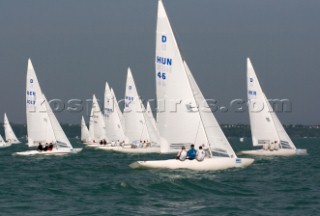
(0, 137, 319, 216)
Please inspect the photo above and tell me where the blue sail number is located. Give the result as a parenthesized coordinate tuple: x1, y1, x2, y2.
(157, 72, 166, 80)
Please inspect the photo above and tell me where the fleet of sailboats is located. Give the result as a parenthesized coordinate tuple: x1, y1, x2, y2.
(1, 0, 307, 172)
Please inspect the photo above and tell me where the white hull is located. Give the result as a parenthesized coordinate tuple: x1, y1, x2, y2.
(239, 148, 307, 156)
(14, 148, 82, 156)
(112, 146, 160, 154)
(130, 157, 254, 171)
(0, 143, 12, 148)
(83, 142, 101, 147)
(94, 144, 160, 153)
(95, 145, 119, 151)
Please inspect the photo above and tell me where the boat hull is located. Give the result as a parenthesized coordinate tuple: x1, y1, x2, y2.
(113, 146, 160, 154)
(0, 143, 12, 148)
(14, 148, 82, 156)
(129, 157, 254, 171)
(94, 144, 160, 153)
(239, 148, 307, 156)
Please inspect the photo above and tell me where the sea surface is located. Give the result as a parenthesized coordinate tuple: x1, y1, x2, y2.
(0, 137, 319, 216)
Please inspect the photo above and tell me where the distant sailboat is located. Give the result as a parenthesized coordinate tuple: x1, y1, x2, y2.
(130, 0, 254, 170)
(240, 58, 307, 156)
(15, 59, 82, 155)
(4, 113, 20, 144)
(81, 116, 89, 143)
(104, 82, 128, 144)
(0, 134, 11, 148)
(115, 68, 161, 153)
(89, 94, 109, 146)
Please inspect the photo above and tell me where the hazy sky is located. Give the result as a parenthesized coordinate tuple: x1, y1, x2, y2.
(0, 0, 319, 124)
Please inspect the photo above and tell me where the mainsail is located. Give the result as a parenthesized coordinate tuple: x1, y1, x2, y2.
(155, 0, 207, 149)
(26, 59, 56, 147)
(81, 116, 89, 143)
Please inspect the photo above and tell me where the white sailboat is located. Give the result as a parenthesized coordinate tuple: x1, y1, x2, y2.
(103, 82, 128, 144)
(88, 94, 109, 146)
(80, 116, 89, 143)
(15, 59, 82, 156)
(240, 58, 307, 156)
(4, 113, 20, 144)
(0, 134, 11, 148)
(113, 68, 161, 153)
(130, 0, 254, 170)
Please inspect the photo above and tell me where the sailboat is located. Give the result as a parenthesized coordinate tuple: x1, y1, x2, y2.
(130, 0, 254, 170)
(4, 113, 20, 144)
(240, 58, 307, 156)
(80, 116, 89, 143)
(103, 82, 128, 144)
(112, 68, 162, 153)
(0, 134, 11, 148)
(15, 59, 82, 155)
(87, 94, 109, 147)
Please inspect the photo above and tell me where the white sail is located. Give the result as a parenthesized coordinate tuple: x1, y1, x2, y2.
(92, 94, 109, 142)
(43, 96, 73, 149)
(112, 88, 125, 130)
(104, 82, 128, 143)
(184, 62, 236, 157)
(81, 116, 89, 143)
(26, 59, 56, 147)
(3, 113, 20, 144)
(146, 102, 159, 135)
(247, 58, 295, 149)
(123, 68, 150, 144)
(88, 108, 95, 142)
(0, 134, 7, 146)
(155, 0, 207, 149)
